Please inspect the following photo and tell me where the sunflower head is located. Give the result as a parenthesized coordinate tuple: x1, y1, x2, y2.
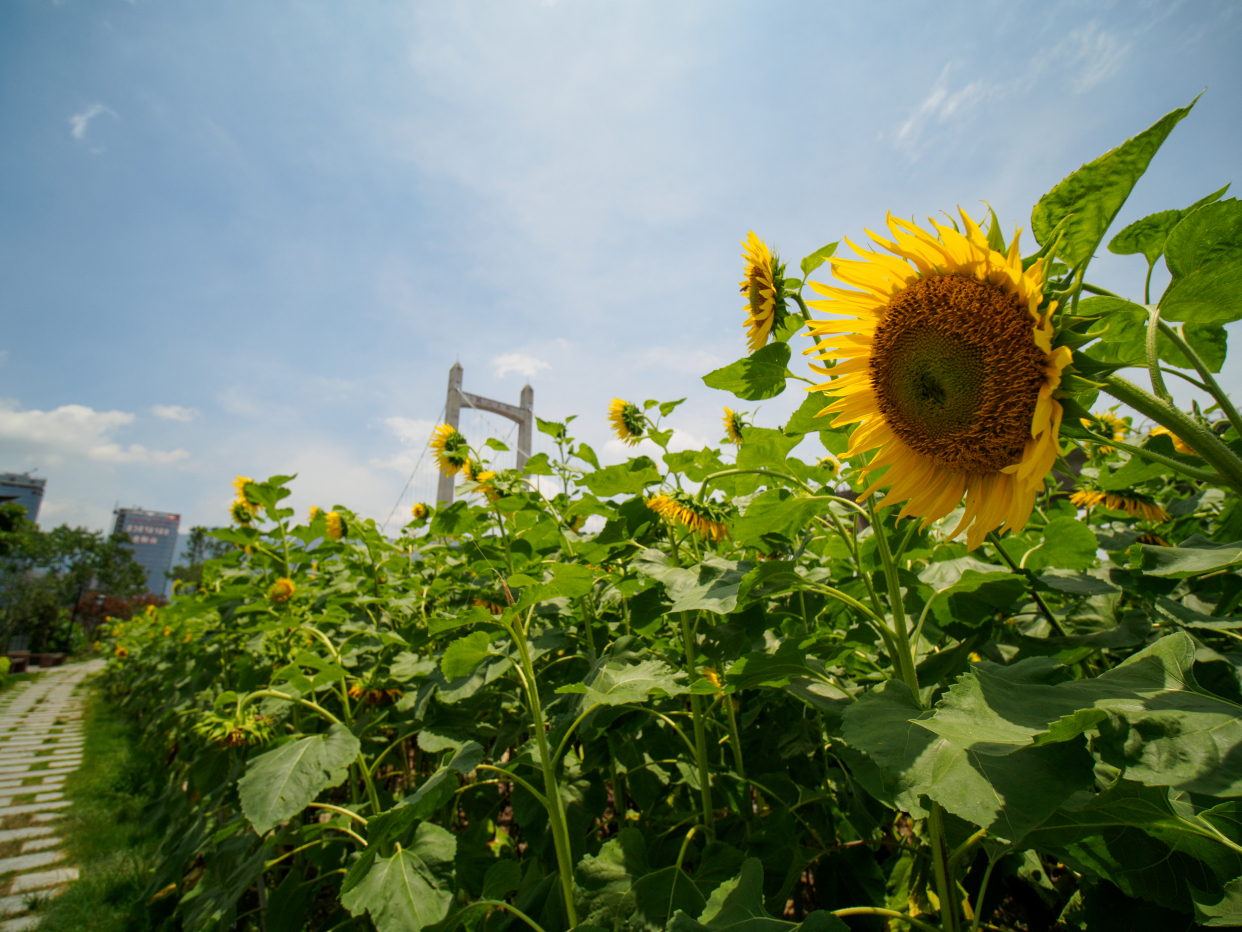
(269, 577, 296, 602)
(411, 502, 430, 520)
(740, 232, 789, 352)
(1081, 409, 1129, 453)
(115, 646, 128, 659)
(326, 511, 346, 540)
(608, 399, 646, 445)
(430, 424, 470, 475)
(1150, 425, 1194, 455)
(231, 501, 253, 525)
(233, 476, 261, 515)
(309, 506, 323, 522)
(804, 209, 1072, 550)
(1071, 488, 1168, 523)
(816, 456, 841, 480)
(647, 491, 731, 542)
(193, 708, 274, 748)
(722, 407, 748, 445)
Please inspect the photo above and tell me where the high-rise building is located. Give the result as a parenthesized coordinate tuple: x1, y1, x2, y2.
(113, 507, 181, 596)
(0, 473, 46, 524)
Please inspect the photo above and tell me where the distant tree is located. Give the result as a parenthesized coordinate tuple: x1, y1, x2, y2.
(170, 526, 231, 591)
(0, 512, 148, 652)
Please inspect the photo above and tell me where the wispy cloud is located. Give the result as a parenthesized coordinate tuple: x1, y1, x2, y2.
(0, 400, 188, 466)
(68, 103, 115, 141)
(492, 352, 551, 379)
(151, 404, 199, 422)
(643, 346, 725, 376)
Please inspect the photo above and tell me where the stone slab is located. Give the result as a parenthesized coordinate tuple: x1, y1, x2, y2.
(9, 867, 76, 892)
(0, 828, 52, 844)
(0, 849, 64, 874)
(19, 837, 59, 853)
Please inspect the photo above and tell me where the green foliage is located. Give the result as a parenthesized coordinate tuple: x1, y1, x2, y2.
(92, 101, 1242, 932)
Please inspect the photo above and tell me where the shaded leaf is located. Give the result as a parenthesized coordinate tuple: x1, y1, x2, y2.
(238, 724, 360, 835)
(340, 823, 457, 932)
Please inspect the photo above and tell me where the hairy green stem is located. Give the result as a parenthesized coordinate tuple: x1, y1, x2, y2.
(1156, 320, 1242, 439)
(680, 612, 716, 842)
(1146, 306, 1172, 402)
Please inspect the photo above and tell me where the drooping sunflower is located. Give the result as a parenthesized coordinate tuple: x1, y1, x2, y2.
(309, 505, 323, 521)
(231, 501, 253, 525)
(326, 511, 346, 540)
(647, 492, 730, 542)
(233, 475, 261, 516)
(430, 424, 470, 475)
(804, 210, 1073, 550)
(269, 577, 296, 602)
(1150, 425, 1194, 455)
(740, 232, 787, 352)
(411, 502, 430, 520)
(722, 407, 747, 445)
(1068, 489, 1169, 523)
(1082, 410, 1128, 454)
(608, 399, 646, 445)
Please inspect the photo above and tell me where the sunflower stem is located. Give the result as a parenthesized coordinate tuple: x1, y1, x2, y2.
(1146, 307, 1173, 403)
(986, 532, 1069, 638)
(680, 612, 715, 842)
(867, 499, 918, 695)
(1155, 321, 1242, 440)
(1099, 375, 1242, 492)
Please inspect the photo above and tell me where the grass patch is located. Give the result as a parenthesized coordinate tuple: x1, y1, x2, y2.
(0, 672, 37, 695)
(28, 682, 165, 932)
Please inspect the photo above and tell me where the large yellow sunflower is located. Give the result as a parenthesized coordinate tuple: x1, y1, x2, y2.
(608, 399, 646, 445)
(804, 210, 1073, 550)
(430, 424, 470, 475)
(740, 232, 785, 352)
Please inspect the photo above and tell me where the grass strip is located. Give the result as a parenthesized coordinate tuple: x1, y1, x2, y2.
(23, 681, 164, 932)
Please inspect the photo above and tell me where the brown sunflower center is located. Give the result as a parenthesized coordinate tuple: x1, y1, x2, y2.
(869, 274, 1047, 474)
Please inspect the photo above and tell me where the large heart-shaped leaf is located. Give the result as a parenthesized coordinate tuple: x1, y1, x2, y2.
(340, 822, 457, 932)
(238, 723, 360, 835)
(702, 343, 792, 401)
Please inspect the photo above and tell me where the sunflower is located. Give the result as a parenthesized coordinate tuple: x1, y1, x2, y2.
(411, 502, 430, 520)
(309, 506, 323, 521)
(231, 501, 253, 525)
(1150, 425, 1195, 455)
(1069, 489, 1169, 523)
(430, 424, 470, 475)
(326, 511, 346, 540)
(740, 232, 787, 352)
(233, 476, 261, 516)
(723, 407, 747, 445)
(348, 685, 403, 705)
(647, 492, 730, 542)
(817, 456, 841, 480)
(608, 399, 646, 445)
(1082, 410, 1128, 454)
(269, 577, 296, 602)
(115, 646, 128, 660)
(803, 210, 1073, 550)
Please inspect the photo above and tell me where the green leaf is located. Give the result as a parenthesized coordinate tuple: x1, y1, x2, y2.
(340, 822, 457, 932)
(702, 343, 792, 401)
(729, 489, 835, 545)
(441, 631, 495, 679)
(736, 427, 803, 472)
(237, 724, 361, 835)
(920, 633, 1242, 796)
(1161, 198, 1242, 324)
(667, 858, 848, 932)
(800, 242, 838, 278)
(659, 398, 687, 417)
(1032, 98, 1196, 269)
(575, 827, 650, 928)
(485, 438, 510, 452)
(783, 391, 832, 436)
(575, 443, 601, 470)
(556, 658, 688, 705)
(399, 742, 484, 818)
(428, 605, 500, 637)
(1134, 534, 1242, 577)
(519, 562, 598, 607)
(523, 452, 554, 476)
(667, 557, 753, 615)
(1025, 780, 1242, 913)
(482, 859, 523, 902)
(1023, 517, 1098, 571)
(1193, 876, 1242, 927)
(841, 679, 1094, 840)
(1108, 209, 1183, 265)
(579, 457, 662, 497)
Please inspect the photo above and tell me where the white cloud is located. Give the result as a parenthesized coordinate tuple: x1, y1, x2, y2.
(68, 103, 115, 141)
(151, 404, 199, 422)
(492, 353, 551, 379)
(1053, 22, 1131, 93)
(643, 346, 725, 376)
(0, 400, 189, 466)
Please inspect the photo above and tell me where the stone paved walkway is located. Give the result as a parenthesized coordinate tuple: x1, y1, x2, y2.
(0, 660, 104, 931)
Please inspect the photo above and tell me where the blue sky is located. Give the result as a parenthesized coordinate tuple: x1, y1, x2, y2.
(1, 0, 1239, 533)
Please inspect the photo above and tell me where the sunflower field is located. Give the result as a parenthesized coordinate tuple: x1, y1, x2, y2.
(101, 97, 1242, 932)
